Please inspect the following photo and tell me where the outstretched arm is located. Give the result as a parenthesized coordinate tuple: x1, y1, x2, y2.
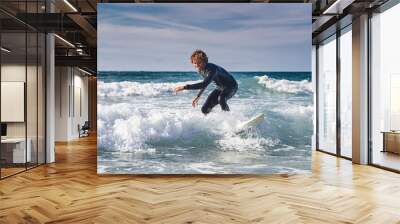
(174, 86, 185, 93)
(184, 71, 214, 90)
(174, 66, 216, 98)
(184, 68, 216, 98)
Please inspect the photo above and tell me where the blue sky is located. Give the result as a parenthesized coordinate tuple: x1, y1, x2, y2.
(98, 4, 311, 72)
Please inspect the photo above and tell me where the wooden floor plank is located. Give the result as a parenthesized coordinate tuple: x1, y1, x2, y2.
(0, 135, 400, 223)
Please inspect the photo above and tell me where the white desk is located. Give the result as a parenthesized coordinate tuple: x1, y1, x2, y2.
(1, 138, 31, 163)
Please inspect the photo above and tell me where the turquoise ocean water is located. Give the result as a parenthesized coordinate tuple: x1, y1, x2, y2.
(97, 71, 313, 174)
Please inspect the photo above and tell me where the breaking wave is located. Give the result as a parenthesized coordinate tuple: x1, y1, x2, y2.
(256, 75, 313, 94)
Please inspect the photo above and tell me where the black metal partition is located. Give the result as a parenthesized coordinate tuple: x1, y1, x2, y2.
(315, 20, 353, 161)
(0, 0, 46, 180)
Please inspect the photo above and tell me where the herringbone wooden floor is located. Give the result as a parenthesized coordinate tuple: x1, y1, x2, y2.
(1, 135, 400, 224)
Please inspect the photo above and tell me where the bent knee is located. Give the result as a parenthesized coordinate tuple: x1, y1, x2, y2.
(220, 104, 230, 111)
(201, 105, 210, 115)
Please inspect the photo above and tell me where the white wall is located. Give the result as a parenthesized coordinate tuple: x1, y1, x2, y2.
(1, 63, 46, 163)
(1, 64, 26, 81)
(55, 66, 69, 141)
(1, 64, 26, 139)
(1, 65, 41, 137)
(76, 71, 89, 138)
(55, 67, 89, 141)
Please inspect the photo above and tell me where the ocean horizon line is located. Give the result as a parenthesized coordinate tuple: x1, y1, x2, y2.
(98, 70, 311, 73)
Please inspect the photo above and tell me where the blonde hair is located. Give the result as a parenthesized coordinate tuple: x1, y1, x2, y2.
(190, 49, 208, 64)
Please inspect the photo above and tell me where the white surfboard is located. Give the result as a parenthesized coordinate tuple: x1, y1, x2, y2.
(235, 113, 265, 134)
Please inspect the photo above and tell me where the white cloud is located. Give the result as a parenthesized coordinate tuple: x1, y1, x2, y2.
(98, 4, 311, 71)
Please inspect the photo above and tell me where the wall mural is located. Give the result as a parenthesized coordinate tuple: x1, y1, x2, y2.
(97, 3, 313, 174)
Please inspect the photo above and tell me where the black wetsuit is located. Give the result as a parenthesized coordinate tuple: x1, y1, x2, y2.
(184, 63, 238, 114)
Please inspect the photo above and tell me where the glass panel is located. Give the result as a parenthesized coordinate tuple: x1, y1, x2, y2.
(0, 1, 46, 178)
(340, 27, 352, 158)
(371, 3, 400, 171)
(38, 32, 45, 165)
(27, 30, 38, 169)
(317, 35, 337, 154)
(1, 30, 27, 178)
(26, 0, 38, 169)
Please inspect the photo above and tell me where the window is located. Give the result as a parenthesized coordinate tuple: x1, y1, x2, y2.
(317, 35, 337, 154)
(340, 26, 352, 158)
(370, 2, 400, 171)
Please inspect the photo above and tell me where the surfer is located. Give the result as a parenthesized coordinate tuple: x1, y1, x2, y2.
(174, 49, 238, 115)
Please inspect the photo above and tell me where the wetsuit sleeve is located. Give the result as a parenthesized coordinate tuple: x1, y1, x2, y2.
(196, 88, 206, 98)
(184, 69, 216, 97)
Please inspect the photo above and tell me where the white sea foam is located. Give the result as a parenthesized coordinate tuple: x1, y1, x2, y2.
(98, 103, 275, 153)
(272, 104, 314, 117)
(186, 162, 225, 174)
(98, 80, 199, 97)
(217, 131, 278, 152)
(256, 75, 313, 94)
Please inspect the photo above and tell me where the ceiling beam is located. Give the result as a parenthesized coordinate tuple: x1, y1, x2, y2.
(67, 13, 97, 46)
(322, 0, 356, 14)
(55, 55, 96, 71)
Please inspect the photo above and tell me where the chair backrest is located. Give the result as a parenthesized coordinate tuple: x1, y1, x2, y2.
(82, 121, 90, 129)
